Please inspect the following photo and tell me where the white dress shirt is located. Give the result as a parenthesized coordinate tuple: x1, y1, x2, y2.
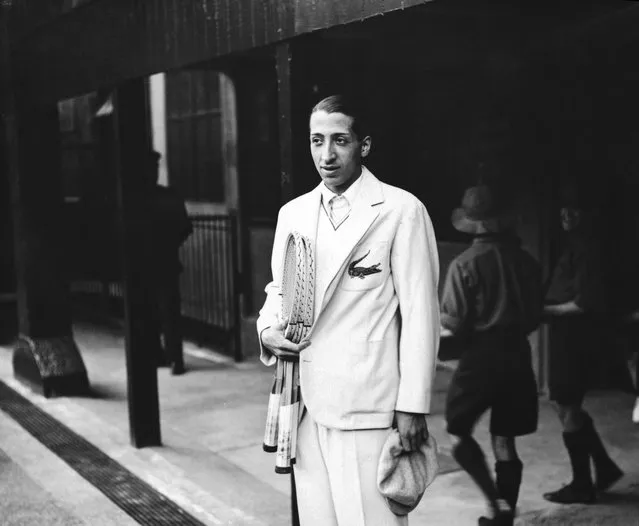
(319, 171, 366, 230)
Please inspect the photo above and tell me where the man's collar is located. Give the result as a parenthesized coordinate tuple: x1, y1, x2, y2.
(320, 167, 367, 206)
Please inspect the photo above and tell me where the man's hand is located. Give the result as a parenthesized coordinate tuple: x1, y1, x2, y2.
(261, 319, 311, 362)
(395, 411, 429, 452)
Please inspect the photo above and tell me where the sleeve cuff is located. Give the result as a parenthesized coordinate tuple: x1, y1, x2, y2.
(258, 326, 276, 366)
(396, 392, 431, 415)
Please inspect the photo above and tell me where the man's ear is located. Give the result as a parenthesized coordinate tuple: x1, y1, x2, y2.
(361, 136, 372, 158)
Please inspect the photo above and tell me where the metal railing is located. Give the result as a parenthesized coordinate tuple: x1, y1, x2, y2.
(70, 212, 242, 360)
(179, 214, 240, 356)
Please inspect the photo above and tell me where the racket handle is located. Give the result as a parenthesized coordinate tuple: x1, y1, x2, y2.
(263, 360, 284, 452)
(263, 392, 281, 452)
(275, 402, 294, 473)
(290, 362, 300, 464)
(275, 362, 295, 473)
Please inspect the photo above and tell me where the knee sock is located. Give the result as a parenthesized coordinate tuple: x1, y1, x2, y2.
(563, 428, 593, 490)
(495, 459, 523, 511)
(581, 413, 615, 467)
(581, 412, 623, 486)
(453, 437, 501, 511)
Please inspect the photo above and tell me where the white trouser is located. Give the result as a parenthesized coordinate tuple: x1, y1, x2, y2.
(294, 413, 408, 526)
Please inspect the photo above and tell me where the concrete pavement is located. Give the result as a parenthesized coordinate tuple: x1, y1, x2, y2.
(0, 321, 638, 525)
(0, 409, 137, 526)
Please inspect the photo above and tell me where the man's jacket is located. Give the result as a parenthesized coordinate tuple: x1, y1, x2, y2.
(257, 169, 440, 430)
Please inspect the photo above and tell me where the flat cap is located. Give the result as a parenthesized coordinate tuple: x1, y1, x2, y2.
(377, 430, 439, 516)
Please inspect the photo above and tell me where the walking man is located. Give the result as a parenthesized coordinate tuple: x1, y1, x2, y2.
(257, 95, 440, 525)
(441, 185, 543, 526)
(542, 196, 623, 503)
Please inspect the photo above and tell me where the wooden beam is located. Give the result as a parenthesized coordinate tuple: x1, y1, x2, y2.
(11, 0, 433, 105)
(293, 0, 431, 34)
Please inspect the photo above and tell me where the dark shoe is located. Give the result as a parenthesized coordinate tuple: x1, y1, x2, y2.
(478, 511, 514, 526)
(478, 499, 513, 526)
(543, 483, 595, 504)
(595, 462, 624, 492)
(171, 364, 186, 376)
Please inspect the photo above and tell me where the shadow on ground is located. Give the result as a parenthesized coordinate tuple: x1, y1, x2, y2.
(518, 476, 639, 526)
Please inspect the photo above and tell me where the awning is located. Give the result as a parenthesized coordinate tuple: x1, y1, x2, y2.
(10, 0, 432, 104)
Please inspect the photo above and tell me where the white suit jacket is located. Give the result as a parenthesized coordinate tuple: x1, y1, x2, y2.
(257, 168, 440, 430)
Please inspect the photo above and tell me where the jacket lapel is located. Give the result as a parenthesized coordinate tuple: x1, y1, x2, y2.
(315, 169, 384, 320)
(292, 185, 322, 243)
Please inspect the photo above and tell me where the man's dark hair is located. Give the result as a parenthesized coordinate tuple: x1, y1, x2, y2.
(311, 94, 370, 140)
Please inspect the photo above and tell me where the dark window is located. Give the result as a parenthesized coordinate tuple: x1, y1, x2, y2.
(165, 69, 225, 203)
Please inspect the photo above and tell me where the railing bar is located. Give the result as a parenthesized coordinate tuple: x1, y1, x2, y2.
(226, 217, 233, 329)
(212, 217, 220, 327)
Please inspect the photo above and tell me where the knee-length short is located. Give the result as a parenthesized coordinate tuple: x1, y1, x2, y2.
(446, 331, 539, 437)
(547, 316, 605, 405)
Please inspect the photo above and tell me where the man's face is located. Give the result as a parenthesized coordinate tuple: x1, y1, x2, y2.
(560, 207, 581, 232)
(309, 110, 371, 194)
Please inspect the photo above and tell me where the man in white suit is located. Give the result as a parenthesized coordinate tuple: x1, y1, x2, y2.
(258, 95, 440, 525)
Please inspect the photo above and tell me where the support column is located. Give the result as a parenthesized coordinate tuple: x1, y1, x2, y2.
(0, 10, 16, 345)
(276, 42, 296, 205)
(1, 8, 89, 397)
(275, 39, 313, 526)
(112, 79, 162, 448)
(275, 40, 316, 202)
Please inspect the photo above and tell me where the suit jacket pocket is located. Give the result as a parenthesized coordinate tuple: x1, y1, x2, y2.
(340, 242, 389, 291)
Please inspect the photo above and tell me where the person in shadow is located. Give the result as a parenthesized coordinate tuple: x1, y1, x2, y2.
(140, 150, 192, 376)
(441, 185, 543, 526)
(542, 191, 624, 504)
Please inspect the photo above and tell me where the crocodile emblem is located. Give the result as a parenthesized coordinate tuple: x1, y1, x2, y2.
(348, 250, 382, 279)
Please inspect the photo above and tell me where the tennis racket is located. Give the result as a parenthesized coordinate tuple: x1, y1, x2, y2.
(263, 232, 314, 474)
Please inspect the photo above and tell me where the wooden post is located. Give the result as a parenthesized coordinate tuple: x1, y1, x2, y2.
(0, 6, 17, 343)
(275, 39, 308, 526)
(112, 79, 162, 448)
(275, 38, 317, 200)
(1, 6, 89, 397)
(276, 42, 297, 206)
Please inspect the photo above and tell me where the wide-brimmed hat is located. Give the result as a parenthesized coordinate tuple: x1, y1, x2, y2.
(377, 430, 439, 516)
(451, 185, 513, 235)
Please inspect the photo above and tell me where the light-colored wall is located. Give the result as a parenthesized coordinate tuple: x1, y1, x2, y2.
(149, 74, 169, 186)
(220, 73, 239, 211)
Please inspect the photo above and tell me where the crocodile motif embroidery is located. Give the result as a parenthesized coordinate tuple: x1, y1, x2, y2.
(348, 250, 382, 279)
